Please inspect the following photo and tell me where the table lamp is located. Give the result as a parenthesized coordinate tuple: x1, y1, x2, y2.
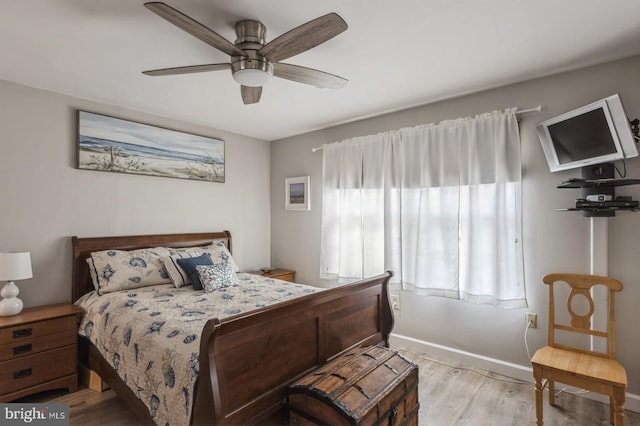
(0, 251, 33, 316)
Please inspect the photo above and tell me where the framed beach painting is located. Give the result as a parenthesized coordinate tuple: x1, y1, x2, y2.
(285, 176, 310, 211)
(77, 111, 225, 182)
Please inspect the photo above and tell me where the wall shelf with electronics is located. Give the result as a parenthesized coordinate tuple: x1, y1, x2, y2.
(556, 165, 640, 217)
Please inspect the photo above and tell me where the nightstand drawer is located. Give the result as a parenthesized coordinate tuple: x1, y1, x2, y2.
(249, 269, 296, 282)
(273, 272, 295, 282)
(0, 316, 77, 345)
(0, 345, 76, 396)
(0, 330, 76, 362)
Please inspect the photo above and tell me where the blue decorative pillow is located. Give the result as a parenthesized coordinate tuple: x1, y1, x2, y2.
(176, 253, 213, 290)
(196, 263, 238, 293)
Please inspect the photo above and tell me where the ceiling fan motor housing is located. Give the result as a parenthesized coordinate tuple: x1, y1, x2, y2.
(235, 20, 266, 46)
(232, 20, 273, 87)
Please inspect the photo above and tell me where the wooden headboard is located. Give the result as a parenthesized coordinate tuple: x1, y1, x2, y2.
(72, 231, 232, 302)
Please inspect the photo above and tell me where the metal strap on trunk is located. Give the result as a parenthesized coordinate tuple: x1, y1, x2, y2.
(316, 346, 402, 400)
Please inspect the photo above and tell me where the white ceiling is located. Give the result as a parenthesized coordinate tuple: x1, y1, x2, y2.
(2, 0, 640, 141)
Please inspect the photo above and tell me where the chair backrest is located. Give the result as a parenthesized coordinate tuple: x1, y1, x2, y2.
(543, 273, 623, 359)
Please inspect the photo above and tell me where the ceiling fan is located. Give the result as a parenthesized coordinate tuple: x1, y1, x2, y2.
(142, 2, 348, 105)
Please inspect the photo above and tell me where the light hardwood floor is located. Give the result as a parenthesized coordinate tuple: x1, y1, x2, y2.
(395, 347, 639, 426)
(21, 347, 640, 425)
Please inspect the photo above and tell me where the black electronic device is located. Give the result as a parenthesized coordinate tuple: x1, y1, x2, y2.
(575, 199, 639, 209)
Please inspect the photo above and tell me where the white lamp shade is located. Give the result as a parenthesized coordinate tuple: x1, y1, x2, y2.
(0, 252, 33, 281)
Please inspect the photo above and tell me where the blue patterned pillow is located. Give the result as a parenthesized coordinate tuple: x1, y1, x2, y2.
(88, 247, 172, 294)
(176, 253, 213, 290)
(196, 263, 238, 292)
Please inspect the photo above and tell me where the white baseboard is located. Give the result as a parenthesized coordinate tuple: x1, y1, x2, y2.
(390, 333, 640, 414)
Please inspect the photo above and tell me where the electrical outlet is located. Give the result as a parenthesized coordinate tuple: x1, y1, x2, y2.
(391, 295, 400, 311)
(526, 312, 537, 329)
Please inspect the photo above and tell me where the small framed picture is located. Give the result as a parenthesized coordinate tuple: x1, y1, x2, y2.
(285, 176, 310, 211)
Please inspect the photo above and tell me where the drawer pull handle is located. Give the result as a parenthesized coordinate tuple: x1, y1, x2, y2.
(13, 368, 32, 379)
(13, 344, 33, 355)
(13, 328, 32, 338)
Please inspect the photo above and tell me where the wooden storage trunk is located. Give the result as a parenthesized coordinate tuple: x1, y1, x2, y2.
(288, 346, 419, 425)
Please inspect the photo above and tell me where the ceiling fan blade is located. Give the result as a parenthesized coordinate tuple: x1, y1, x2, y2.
(241, 86, 262, 104)
(144, 2, 246, 58)
(273, 63, 347, 89)
(258, 13, 347, 62)
(143, 63, 230, 76)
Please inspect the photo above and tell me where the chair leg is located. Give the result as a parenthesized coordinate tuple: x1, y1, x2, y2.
(533, 368, 544, 426)
(549, 380, 555, 406)
(612, 386, 626, 426)
(610, 396, 614, 425)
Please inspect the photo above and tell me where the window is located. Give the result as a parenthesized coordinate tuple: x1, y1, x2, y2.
(320, 110, 526, 308)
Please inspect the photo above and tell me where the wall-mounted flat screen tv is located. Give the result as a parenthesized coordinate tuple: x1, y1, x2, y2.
(536, 94, 637, 172)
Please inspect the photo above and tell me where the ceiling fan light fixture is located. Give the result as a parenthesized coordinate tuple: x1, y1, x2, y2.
(233, 69, 272, 87)
(231, 56, 274, 87)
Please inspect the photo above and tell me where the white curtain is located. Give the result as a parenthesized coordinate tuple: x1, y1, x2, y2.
(320, 109, 526, 308)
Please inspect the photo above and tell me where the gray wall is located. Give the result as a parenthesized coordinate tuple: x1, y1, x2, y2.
(0, 80, 272, 308)
(270, 55, 640, 394)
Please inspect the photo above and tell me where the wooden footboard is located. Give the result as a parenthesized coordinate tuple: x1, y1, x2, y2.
(193, 271, 394, 425)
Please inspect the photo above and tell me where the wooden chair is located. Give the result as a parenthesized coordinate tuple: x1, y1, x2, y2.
(532, 273, 627, 425)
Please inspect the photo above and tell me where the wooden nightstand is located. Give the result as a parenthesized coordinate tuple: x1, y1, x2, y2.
(0, 303, 82, 402)
(249, 268, 296, 282)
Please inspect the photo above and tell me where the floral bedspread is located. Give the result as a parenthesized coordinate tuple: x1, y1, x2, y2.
(75, 273, 321, 426)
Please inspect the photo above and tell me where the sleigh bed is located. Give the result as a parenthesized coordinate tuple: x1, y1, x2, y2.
(71, 231, 394, 425)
